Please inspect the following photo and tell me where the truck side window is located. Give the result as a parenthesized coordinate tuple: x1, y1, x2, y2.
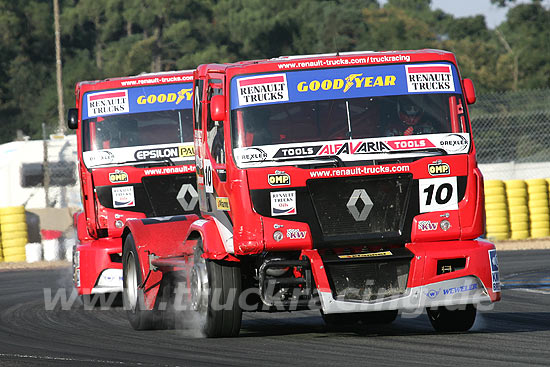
(194, 79, 204, 131)
(206, 79, 224, 165)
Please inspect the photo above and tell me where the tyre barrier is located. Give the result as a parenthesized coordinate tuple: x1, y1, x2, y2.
(526, 179, 550, 238)
(484, 180, 509, 241)
(0, 206, 28, 263)
(484, 179, 550, 240)
(504, 180, 530, 240)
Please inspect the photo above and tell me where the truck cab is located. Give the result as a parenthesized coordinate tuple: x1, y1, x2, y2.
(68, 71, 199, 297)
(122, 50, 500, 336)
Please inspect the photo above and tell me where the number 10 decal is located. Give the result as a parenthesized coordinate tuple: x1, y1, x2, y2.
(204, 159, 213, 193)
(419, 177, 458, 213)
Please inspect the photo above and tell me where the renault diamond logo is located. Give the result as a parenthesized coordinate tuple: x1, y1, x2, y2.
(177, 184, 198, 211)
(346, 189, 373, 221)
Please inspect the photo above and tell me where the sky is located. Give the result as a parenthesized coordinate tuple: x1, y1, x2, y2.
(380, 0, 550, 29)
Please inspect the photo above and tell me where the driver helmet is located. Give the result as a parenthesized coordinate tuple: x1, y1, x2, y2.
(398, 98, 423, 126)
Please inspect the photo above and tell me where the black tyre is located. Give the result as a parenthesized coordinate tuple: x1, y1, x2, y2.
(123, 234, 155, 330)
(190, 239, 242, 337)
(322, 310, 398, 326)
(427, 304, 476, 332)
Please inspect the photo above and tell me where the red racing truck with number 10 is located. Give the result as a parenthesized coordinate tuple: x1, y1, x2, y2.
(121, 50, 500, 336)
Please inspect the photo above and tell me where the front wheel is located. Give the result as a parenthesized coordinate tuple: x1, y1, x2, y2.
(190, 239, 242, 337)
(123, 234, 155, 330)
(427, 304, 476, 332)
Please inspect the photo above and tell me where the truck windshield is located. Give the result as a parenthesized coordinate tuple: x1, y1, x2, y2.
(81, 82, 194, 168)
(232, 93, 460, 148)
(229, 63, 469, 166)
(83, 109, 193, 151)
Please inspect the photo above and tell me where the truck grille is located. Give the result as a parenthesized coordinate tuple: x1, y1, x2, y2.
(325, 258, 410, 301)
(307, 175, 412, 238)
(142, 174, 199, 216)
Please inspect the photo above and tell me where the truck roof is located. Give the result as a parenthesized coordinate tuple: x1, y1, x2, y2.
(75, 69, 195, 95)
(197, 49, 458, 77)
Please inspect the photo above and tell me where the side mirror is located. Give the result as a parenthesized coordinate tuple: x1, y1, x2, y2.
(462, 78, 476, 105)
(210, 95, 225, 121)
(67, 108, 79, 129)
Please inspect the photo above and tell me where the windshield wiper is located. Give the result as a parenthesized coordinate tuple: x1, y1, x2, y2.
(271, 155, 344, 167)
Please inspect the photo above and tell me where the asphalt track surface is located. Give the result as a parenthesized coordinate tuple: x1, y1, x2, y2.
(1, 250, 549, 366)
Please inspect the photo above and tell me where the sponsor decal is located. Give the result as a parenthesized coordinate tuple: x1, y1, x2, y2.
(426, 289, 440, 299)
(488, 249, 501, 292)
(439, 134, 468, 153)
(134, 145, 194, 160)
(419, 177, 458, 213)
(386, 138, 435, 150)
(405, 64, 455, 92)
(273, 145, 321, 158)
(286, 228, 307, 240)
(237, 74, 289, 106)
(231, 64, 462, 110)
(86, 150, 115, 165)
(296, 73, 396, 93)
(425, 283, 478, 298)
(270, 190, 296, 216)
(87, 90, 129, 118)
(216, 197, 230, 211)
(268, 171, 291, 186)
(179, 145, 195, 157)
(428, 162, 450, 176)
(112, 186, 135, 208)
(136, 88, 192, 105)
(237, 147, 268, 162)
(418, 220, 438, 231)
(317, 141, 390, 155)
(108, 169, 128, 183)
(338, 250, 392, 259)
(83, 83, 192, 120)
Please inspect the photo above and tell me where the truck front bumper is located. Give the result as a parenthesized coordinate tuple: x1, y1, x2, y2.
(73, 237, 123, 295)
(304, 239, 500, 314)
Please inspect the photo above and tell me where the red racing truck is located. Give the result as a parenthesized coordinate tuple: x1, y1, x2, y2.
(67, 71, 199, 300)
(121, 50, 500, 336)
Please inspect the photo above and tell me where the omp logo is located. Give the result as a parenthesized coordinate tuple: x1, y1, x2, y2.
(136, 88, 192, 105)
(428, 162, 450, 176)
(108, 169, 128, 183)
(297, 73, 396, 93)
(268, 171, 290, 186)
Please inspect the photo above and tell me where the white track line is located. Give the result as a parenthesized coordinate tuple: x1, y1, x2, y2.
(0, 353, 131, 365)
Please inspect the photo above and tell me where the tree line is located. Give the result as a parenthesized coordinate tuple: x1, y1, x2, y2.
(0, 0, 548, 143)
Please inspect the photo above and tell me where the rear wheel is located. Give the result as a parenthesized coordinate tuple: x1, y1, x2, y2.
(123, 234, 155, 330)
(190, 239, 242, 337)
(427, 304, 476, 332)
